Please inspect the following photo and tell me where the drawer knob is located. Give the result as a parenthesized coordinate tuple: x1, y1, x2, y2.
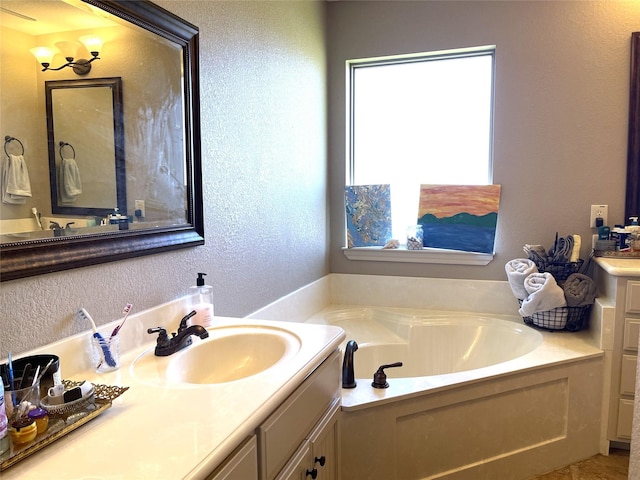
(306, 468, 318, 479)
(315, 456, 326, 467)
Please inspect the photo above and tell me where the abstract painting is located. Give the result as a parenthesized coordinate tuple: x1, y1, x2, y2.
(418, 184, 501, 254)
(345, 184, 392, 247)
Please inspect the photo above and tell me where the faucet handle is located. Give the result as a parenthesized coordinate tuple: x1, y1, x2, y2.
(147, 327, 170, 346)
(178, 310, 197, 332)
(371, 362, 403, 389)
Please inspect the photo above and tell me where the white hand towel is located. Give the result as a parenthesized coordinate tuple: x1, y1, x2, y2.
(1, 156, 25, 204)
(505, 259, 538, 300)
(58, 157, 82, 203)
(62, 157, 82, 196)
(6, 154, 31, 197)
(518, 272, 567, 317)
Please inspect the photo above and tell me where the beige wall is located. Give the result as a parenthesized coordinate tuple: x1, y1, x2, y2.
(328, 1, 640, 280)
(2, 0, 639, 356)
(0, 0, 328, 354)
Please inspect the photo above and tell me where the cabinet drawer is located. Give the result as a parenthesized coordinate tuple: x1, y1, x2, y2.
(617, 398, 635, 439)
(258, 350, 340, 480)
(626, 281, 640, 313)
(623, 318, 640, 351)
(620, 355, 638, 396)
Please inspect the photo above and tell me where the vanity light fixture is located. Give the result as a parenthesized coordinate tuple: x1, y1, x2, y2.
(30, 35, 103, 76)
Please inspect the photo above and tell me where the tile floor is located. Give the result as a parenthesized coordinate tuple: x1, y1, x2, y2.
(529, 449, 629, 479)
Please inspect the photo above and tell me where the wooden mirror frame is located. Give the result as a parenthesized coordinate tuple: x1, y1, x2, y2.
(626, 31, 640, 221)
(46, 77, 126, 216)
(0, 0, 204, 281)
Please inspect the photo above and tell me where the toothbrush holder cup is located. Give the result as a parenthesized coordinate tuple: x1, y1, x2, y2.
(3, 377, 40, 421)
(89, 330, 121, 373)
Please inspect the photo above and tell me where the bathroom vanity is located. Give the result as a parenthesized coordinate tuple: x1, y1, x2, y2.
(1, 302, 345, 480)
(209, 351, 341, 480)
(594, 257, 640, 449)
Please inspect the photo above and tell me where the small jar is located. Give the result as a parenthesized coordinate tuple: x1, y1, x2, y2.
(9, 417, 37, 445)
(406, 225, 424, 250)
(28, 408, 49, 435)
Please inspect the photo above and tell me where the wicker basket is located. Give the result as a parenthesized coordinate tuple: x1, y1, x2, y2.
(519, 302, 591, 332)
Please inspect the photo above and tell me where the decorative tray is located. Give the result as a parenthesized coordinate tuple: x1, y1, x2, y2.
(1, 380, 128, 471)
(596, 251, 640, 258)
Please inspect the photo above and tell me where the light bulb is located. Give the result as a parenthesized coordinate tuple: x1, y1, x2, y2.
(79, 35, 103, 57)
(30, 47, 55, 66)
(54, 41, 81, 61)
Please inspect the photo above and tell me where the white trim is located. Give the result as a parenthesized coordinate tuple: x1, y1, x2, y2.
(342, 246, 494, 265)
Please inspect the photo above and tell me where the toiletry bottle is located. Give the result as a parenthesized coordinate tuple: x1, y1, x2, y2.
(189, 273, 214, 327)
(0, 380, 8, 456)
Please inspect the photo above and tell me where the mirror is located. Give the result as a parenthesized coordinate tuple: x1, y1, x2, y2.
(46, 77, 126, 215)
(627, 31, 640, 221)
(0, 0, 203, 281)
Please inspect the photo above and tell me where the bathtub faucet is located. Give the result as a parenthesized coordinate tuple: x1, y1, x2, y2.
(372, 362, 403, 389)
(342, 340, 358, 388)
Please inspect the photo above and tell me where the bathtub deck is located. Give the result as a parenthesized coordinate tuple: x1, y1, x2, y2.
(307, 305, 603, 410)
(308, 304, 605, 480)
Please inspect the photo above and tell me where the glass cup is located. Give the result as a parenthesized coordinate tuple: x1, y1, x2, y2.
(4, 377, 40, 422)
(406, 225, 424, 250)
(90, 332, 120, 373)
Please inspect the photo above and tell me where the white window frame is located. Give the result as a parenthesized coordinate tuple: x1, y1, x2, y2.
(343, 46, 496, 265)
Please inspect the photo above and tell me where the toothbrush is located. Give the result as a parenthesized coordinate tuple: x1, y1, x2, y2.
(33, 359, 53, 386)
(78, 308, 99, 334)
(78, 308, 116, 367)
(31, 365, 40, 386)
(109, 303, 133, 339)
(31, 207, 43, 230)
(7, 352, 16, 406)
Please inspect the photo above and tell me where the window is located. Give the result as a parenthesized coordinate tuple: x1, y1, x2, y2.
(348, 47, 495, 241)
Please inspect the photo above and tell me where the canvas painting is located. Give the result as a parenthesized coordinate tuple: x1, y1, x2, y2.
(345, 184, 392, 247)
(418, 184, 501, 254)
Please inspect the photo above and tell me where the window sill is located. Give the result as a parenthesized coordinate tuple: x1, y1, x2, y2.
(342, 246, 494, 265)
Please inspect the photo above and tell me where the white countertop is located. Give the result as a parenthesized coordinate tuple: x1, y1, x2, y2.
(595, 257, 640, 277)
(2, 317, 345, 480)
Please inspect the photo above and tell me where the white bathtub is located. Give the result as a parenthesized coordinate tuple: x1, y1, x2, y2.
(314, 307, 543, 379)
(306, 305, 605, 480)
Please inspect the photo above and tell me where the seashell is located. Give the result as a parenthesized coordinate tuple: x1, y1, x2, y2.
(383, 239, 399, 249)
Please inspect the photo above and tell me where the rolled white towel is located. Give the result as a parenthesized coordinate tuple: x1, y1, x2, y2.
(518, 272, 567, 317)
(505, 259, 538, 300)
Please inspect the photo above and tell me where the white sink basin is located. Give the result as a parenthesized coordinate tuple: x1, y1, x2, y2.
(131, 325, 302, 386)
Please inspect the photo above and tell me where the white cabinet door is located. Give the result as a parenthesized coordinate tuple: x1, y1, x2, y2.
(274, 441, 313, 480)
(308, 400, 341, 480)
(207, 436, 258, 480)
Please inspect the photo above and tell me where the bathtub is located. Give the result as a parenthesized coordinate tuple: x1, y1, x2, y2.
(314, 307, 543, 379)
(306, 305, 605, 480)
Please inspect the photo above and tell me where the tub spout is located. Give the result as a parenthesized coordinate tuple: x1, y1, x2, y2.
(342, 340, 358, 389)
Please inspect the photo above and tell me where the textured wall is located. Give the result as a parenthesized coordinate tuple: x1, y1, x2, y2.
(1, 0, 328, 355)
(328, 1, 640, 280)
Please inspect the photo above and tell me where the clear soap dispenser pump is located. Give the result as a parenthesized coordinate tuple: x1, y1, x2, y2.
(189, 272, 214, 327)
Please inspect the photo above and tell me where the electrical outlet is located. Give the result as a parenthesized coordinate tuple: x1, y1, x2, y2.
(590, 204, 608, 228)
(135, 199, 145, 218)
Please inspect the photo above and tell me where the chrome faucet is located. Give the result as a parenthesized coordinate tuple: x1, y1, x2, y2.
(147, 310, 209, 356)
(342, 340, 358, 388)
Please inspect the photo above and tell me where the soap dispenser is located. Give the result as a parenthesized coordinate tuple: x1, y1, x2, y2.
(189, 273, 214, 327)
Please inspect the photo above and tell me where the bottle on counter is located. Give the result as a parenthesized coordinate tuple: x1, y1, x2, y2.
(189, 272, 214, 327)
(0, 381, 9, 456)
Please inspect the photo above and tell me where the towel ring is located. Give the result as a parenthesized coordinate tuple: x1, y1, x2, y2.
(4, 135, 25, 157)
(59, 141, 76, 160)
